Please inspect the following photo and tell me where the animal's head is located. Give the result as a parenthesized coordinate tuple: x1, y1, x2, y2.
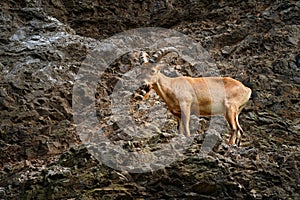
(139, 47, 178, 86)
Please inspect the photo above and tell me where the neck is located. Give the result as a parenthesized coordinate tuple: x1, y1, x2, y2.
(152, 73, 172, 102)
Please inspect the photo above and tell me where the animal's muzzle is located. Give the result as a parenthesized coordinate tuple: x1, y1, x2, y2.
(141, 80, 149, 86)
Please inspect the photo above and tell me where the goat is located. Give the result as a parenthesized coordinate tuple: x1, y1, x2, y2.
(138, 47, 252, 146)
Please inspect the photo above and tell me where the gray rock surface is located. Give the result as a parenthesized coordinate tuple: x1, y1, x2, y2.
(0, 0, 299, 199)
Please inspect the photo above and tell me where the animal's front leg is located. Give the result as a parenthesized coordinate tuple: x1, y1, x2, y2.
(180, 102, 191, 137)
(177, 117, 184, 135)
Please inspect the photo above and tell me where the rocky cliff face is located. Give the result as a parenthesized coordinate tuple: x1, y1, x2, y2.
(0, 0, 299, 199)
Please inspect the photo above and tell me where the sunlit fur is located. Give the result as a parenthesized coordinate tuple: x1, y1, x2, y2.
(139, 48, 251, 146)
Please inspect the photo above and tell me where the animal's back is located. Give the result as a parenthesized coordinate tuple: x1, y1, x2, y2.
(183, 76, 251, 115)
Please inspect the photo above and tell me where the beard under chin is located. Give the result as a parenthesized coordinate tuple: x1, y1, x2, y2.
(141, 84, 151, 93)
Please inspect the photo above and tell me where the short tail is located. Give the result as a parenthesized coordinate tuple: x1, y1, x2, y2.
(242, 80, 257, 102)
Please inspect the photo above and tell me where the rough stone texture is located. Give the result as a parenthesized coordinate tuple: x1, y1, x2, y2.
(0, 0, 300, 199)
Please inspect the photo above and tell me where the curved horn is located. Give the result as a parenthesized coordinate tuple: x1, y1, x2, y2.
(140, 51, 150, 64)
(150, 47, 178, 63)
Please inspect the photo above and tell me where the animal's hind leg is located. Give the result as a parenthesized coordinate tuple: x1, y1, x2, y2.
(235, 106, 246, 146)
(225, 105, 239, 145)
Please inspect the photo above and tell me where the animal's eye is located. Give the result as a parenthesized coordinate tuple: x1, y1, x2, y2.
(151, 69, 156, 74)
